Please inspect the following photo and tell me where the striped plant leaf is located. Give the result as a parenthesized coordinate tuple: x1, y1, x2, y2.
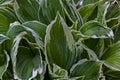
(70, 59, 103, 80)
(45, 14, 76, 70)
(80, 21, 114, 39)
(101, 41, 120, 71)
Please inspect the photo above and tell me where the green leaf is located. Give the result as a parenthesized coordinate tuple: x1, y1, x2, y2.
(7, 22, 36, 43)
(76, 45, 84, 61)
(70, 59, 103, 80)
(14, 0, 39, 22)
(71, 29, 85, 41)
(72, 0, 80, 4)
(114, 25, 120, 42)
(0, 7, 17, 23)
(76, 41, 98, 60)
(7, 22, 25, 39)
(7, 22, 45, 79)
(80, 21, 114, 39)
(107, 19, 118, 28)
(106, 1, 120, 22)
(10, 32, 27, 77)
(0, 51, 10, 79)
(106, 77, 120, 80)
(0, 14, 9, 34)
(82, 0, 99, 5)
(15, 46, 44, 79)
(0, 34, 9, 44)
(105, 70, 120, 78)
(49, 64, 68, 79)
(60, 0, 83, 29)
(45, 14, 76, 70)
(7, 21, 45, 51)
(50, 64, 84, 80)
(22, 21, 46, 50)
(10, 31, 44, 79)
(55, 76, 84, 80)
(6, 22, 27, 52)
(0, 0, 5, 4)
(97, 1, 110, 25)
(84, 39, 105, 58)
(101, 41, 120, 71)
(0, 7, 17, 34)
(78, 2, 98, 22)
(23, 21, 47, 42)
(38, 0, 64, 25)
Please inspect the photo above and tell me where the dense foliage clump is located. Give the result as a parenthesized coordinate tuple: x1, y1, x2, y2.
(0, 0, 120, 80)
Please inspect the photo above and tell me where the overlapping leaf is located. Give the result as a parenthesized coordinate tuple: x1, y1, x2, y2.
(101, 41, 120, 71)
(0, 34, 10, 79)
(0, 34, 9, 44)
(49, 64, 84, 80)
(0, 0, 5, 4)
(15, 46, 43, 79)
(70, 59, 103, 80)
(7, 21, 46, 79)
(97, 1, 110, 24)
(22, 21, 47, 50)
(38, 0, 64, 25)
(0, 5, 17, 34)
(0, 51, 10, 79)
(114, 25, 120, 42)
(45, 14, 76, 70)
(60, 0, 83, 29)
(0, 0, 120, 80)
(106, 1, 120, 22)
(23, 21, 47, 42)
(105, 70, 120, 78)
(82, 0, 99, 5)
(80, 21, 114, 39)
(78, 2, 98, 22)
(14, 0, 39, 22)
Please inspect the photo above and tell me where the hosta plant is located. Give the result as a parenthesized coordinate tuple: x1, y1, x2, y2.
(0, 0, 120, 80)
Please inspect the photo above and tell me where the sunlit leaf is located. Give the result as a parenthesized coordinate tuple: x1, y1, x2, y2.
(101, 41, 120, 71)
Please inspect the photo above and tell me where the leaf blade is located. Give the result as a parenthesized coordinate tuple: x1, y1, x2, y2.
(45, 14, 76, 70)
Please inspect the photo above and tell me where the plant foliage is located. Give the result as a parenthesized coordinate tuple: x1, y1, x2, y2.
(0, 0, 120, 80)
